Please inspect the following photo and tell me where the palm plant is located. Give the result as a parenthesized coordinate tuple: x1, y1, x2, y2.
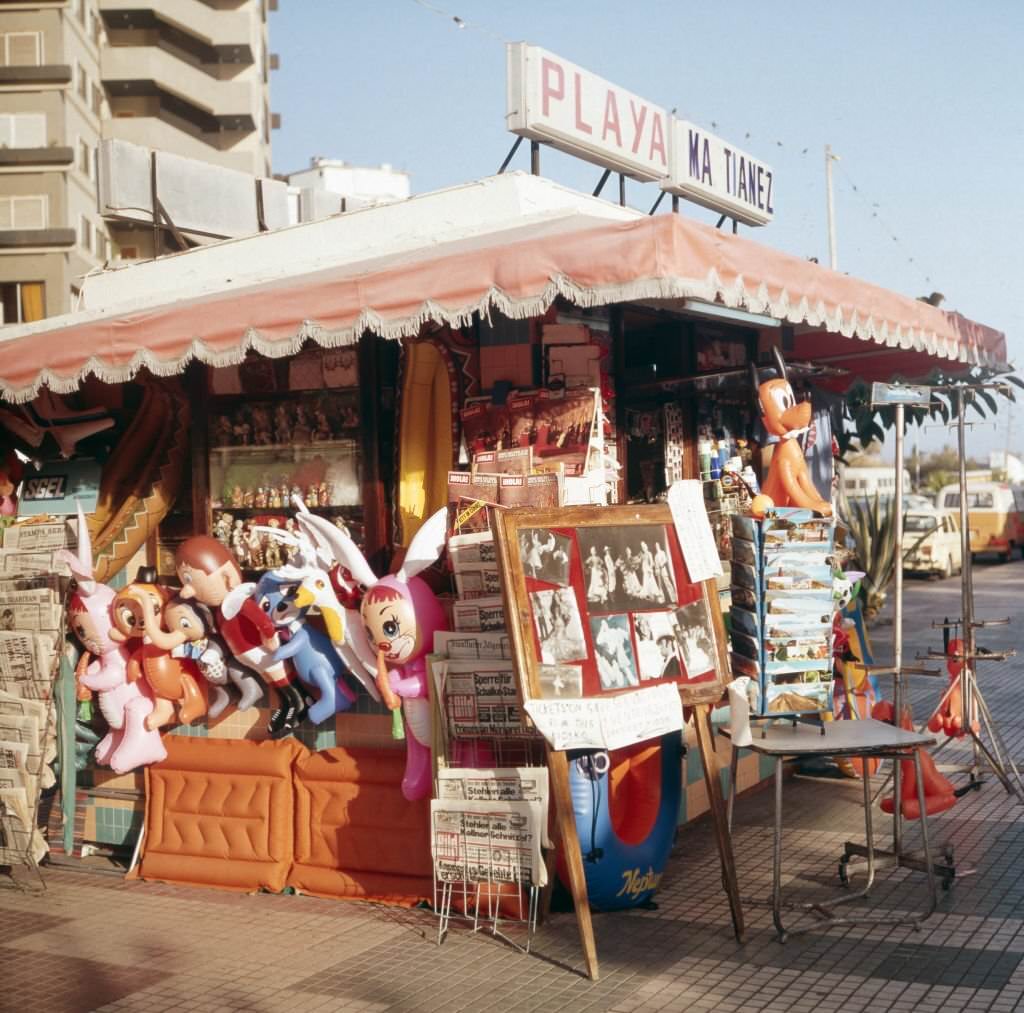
(838, 491, 930, 621)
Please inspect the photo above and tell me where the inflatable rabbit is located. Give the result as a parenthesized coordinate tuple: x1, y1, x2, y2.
(57, 503, 166, 773)
(295, 506, 449, 801)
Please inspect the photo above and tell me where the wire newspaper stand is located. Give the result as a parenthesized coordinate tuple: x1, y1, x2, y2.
(0, 544, 68, 891)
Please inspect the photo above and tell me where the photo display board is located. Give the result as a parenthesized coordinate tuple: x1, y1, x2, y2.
(494, 504, 729, 709)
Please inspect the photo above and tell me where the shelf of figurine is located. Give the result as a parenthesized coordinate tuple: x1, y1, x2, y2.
(210, 393, 360, 450)
(212, 480, 356, 512)
(212, 509, 364, 575)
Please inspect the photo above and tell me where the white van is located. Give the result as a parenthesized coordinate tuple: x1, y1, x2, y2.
(902, 507, 963, 578)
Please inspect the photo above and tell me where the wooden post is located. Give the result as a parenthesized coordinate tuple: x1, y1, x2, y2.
(548, 747, 600, 981)
(692, 701, 745, 941)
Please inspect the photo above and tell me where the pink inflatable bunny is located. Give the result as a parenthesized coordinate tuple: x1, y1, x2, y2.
(296, 507, 449, 801)
(58, 503, 166, 774)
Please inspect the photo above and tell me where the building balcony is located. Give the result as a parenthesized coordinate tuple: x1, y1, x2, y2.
(0, 228, 76, 249)
(99, 0, 256, 65)
(0, 146, 74, 167)
(0, 65, 72, 86)
(101, 47, 256, 132)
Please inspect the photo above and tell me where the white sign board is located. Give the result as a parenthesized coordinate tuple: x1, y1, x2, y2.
(506, 42, 670, 182)
(662, 121, 775, 226)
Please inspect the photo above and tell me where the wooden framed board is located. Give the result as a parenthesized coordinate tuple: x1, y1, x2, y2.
(493, 503, 744, 979)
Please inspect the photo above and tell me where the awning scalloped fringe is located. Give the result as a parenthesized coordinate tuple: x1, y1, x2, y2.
(0, 267, 1000, 404)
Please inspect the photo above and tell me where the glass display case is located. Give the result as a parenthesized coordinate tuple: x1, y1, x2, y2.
(207, 375, 367, 575)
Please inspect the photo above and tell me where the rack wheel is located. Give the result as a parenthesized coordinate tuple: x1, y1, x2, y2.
(838, 858, 850, 887)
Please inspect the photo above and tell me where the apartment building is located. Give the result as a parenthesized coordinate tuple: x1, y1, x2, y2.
(0, 0, 274, 322)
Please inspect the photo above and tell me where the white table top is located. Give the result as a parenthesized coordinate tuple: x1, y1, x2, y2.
(741, 717, 936, 757)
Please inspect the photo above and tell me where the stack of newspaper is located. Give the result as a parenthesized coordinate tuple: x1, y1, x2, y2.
(0, 521, 70, 866)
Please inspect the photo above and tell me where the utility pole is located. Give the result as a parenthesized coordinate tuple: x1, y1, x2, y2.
(825, 145, 839, 270)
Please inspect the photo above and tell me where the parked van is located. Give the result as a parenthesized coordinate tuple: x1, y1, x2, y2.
(903, 507, 963, 578)
(935, 481, 1024, 561)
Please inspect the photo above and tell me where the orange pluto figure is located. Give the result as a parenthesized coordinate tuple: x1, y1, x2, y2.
(750, 348, 832, 516)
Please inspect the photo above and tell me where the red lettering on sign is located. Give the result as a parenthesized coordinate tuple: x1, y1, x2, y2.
(573, 73, 593, 134)
(602, 91, 622, 147)
(629, 101, 647, 155)
(541, 58, 564, 116)
(648, 112, 667, 166)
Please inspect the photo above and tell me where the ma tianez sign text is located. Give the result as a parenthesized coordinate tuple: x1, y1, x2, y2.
(506, 43, 775, 226)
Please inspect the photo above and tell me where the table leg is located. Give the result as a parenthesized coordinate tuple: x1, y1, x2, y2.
(772, 755, 786, 942)
(913, 750, 939, 923)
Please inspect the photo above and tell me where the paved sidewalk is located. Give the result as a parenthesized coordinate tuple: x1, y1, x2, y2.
(3, 561, 1024, 1013)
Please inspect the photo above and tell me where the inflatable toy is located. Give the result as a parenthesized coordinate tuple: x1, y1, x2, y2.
(297, 508, 449, 800)
(110, 569, 207, 731)
(146, 598, 263, 719)
(0, 447, 23, 516)
(254, 567, 357, 726)
(750, 349, 832, 515)
(927, 636, 978, 739)
(57, 503, 166, 773)
(873, 700, 957, 819)
(565, 733, 682, 910)
(175, 535, 301, 736)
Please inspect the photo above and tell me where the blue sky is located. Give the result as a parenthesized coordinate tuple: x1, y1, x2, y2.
(268, 1, 1022, 457)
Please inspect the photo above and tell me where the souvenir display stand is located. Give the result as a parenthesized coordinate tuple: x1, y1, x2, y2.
(493, 503, 744, 980)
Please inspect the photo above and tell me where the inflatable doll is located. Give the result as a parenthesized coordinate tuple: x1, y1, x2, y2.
(290, 507, 449, 800)
(174, 536, 304, 735)
(56, 504, 166, 773)
(750, 348, 832, 516)
(146, 598, 264, 719)
(109, 569, 208, 731)
(255, 568, 357, 726)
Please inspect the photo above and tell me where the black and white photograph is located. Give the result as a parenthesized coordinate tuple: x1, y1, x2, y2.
(530, 587, 588, 664)
(589, 614, 640, 691)
(538, 664, 583, 699)
(518, 527, 572, 585)
(675, 599, 717, 678)
(577, 524, 678, 614)
(633, 611, 682, 680)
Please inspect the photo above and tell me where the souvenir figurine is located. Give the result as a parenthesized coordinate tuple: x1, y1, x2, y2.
(750, 349, 832, 516)
(230, 485, 245, 508)
(317, 481, 330, 508)
(213, 511, 233, 546)
(147, 598, 263, 719)
(277, 481, 290, 508)
(232, 417, 251, 446)
(247, 527, 265, 570)
(231, 519, 247, 564)
(295, 507, 449, 800)
(214, 416, 234, 447)
(251, 406, 272, 446)
(174, 536, 304, 736)
(274, 404, 291, 444)
(291, 485, 303, 506)
(264, 537, 283, 570)
(258, 568, 357, 726)
(268, 486, 282, 509)
(304, 485, 318, 508)
(293, 405, 312, 443)
(242, 488, 255, 508)
(254, 487, 268, 509)
(313, 408, 331, 442)
(110, 568, 207, 731)
(57, 505, 166, 773)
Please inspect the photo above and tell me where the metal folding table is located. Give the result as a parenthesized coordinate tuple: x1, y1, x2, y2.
(726, 717, 939, 941)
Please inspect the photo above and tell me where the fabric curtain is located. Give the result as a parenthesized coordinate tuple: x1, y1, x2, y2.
(19, 282, 44, 323)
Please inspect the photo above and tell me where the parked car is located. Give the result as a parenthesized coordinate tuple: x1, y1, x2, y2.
(935, 481, 1024, 562)
(902, 507, 963, 578)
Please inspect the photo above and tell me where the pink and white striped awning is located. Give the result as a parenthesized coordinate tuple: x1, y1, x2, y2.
(0, 211, 1007, 402)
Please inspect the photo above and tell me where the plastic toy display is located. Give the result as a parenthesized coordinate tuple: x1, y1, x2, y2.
(750, 349, 832, 516)
(174, 536, 302, 736)
(57, 506, 166, 774)
(109, 570, 208, 731)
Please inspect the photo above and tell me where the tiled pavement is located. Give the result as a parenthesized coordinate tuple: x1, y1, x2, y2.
(4, 561, 1024, 1012)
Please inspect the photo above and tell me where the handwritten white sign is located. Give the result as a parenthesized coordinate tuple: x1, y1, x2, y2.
(668, 480, 723, 583)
